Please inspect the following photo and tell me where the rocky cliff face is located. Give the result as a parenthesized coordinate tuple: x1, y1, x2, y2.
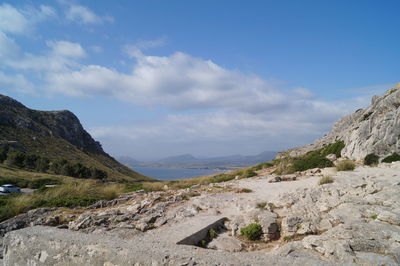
(278, 83, 400, 160)
(0, 94, 103, 154)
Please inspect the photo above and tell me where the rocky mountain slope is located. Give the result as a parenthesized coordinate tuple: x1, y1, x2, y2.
(278, 83, 400, 160)
(0, 94, 148, 181)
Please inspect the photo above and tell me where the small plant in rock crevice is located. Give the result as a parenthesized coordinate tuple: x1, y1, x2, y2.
(240, 223, 263, 241)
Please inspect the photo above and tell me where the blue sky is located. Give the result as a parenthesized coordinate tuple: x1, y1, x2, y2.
(0, 0, 399, 159)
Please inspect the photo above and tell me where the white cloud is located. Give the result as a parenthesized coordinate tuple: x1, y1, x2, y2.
(44, 51, 287, 112)
(65, 4, 113, 24)
(0, 71, 35, 93)
(0, 23, 386, 158)
(0, 3, 29, 34)
(47, 40, 86, 58)
(0, 3, 55, 35)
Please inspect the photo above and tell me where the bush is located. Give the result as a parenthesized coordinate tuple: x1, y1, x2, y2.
(5, 151, 26, 168)
(364, 153, 379, 166)
(256, 202, 267, 209)
(319, 176, 333, 185)
(240, 223, 263, 240)
(382, 153, 400, 163)
(320, 141, 345, 158)
(292, 155, 333, 172)
(208, 229, 217, 239)
(0, 146, 9, 163)
(336, 160, 355, 171)
(242, 169, 257, 178)
(211, 174, 235, 183)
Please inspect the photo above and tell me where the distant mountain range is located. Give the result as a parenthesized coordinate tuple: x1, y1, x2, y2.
(118, 151, 277, 169)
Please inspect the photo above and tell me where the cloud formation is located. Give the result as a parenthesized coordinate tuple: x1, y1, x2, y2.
(65, 3, 113, 24)
(0, 3, 55, 35)
(0, 2, 381, 158)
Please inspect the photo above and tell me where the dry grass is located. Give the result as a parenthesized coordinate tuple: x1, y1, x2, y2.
(336, 160, 355, 171)
(318, 176, 334, 185)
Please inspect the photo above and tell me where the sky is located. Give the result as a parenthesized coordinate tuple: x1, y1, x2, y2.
(0, 0, 399, 160)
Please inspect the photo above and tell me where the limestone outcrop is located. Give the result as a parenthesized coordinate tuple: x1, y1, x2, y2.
(277, 84, 400, 160)
(3, 162, 400, 265)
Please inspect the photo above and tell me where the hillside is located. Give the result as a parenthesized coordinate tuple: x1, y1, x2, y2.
(278, 83, 400, 160)
(0, 94, 149, 182)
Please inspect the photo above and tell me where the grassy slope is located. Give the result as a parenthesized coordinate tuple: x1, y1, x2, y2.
(0, 165, 135, 221)
(0, 126, 152, 182)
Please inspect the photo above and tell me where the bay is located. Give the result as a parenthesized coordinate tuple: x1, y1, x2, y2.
(133, 166, 223, 180)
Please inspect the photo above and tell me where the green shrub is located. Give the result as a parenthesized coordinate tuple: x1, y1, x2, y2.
(5, 151, 26, 168)
(237, 188, 252, 193)
(370, 214, 377, 219)
(292, 155, 333, 172)
(0, 146, 9, 163)
(240, 223, 263, 240)
(320, 141, 345, 158)
(242, 169, 257, 178)
(382, 153, 400, 163)
(362, 111, 373, 121)
(336, 160, 355, 171)
(318, 176, 333, 185)
(256, 202, 267, 209)
(211, 174, 235, 183)
(208, 229, 217, 239)
(364, 153, 379, 166)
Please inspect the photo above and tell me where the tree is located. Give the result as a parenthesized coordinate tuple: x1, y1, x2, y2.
(0, 146, 9, 163)
(5, 151, 26, 168)
(35, 157, 50, 172)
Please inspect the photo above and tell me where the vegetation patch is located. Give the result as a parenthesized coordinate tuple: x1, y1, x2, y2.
(364, 153, 379, 166)
(336, 160, 355, 171)
(0, 180, 124, 222)
(2, 147, 108, 180)
(273, 141, 345, 174)
(253, 162, 274, 171)
(319, 176, 334, 185)
(236, 188, 253, 193)
(240, 223, 263, 241)
(256, 202, 267, 209)
(362, 111, 373, 121)
(382, 153, 400, 163)
(370, 214, 378, 220)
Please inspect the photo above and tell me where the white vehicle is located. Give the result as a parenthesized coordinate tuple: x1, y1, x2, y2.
(0, 184, 21, 193)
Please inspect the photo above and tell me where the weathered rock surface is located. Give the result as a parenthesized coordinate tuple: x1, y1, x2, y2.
(277, 84, 400, 160)
(3, 163, 400, 265)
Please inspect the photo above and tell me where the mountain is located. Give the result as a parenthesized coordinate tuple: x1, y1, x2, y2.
(277, 83, 400, 160)
(119, 151, 277, 169)
(0, 94, 149, 181)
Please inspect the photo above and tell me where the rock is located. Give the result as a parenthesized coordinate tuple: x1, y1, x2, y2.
(326, 154, 337, 161)
(257, 211, 279, 240)
(276, 86, 400, 160)
(281, 216, 302, 237)
(0, 208, 56, 236)
(280, 174, 297, 181)
(207, 234, 243, 252)
(377, 211, 400, 225)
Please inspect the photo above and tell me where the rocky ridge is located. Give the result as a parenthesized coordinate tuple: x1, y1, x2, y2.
(277, 84, 400, 160)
